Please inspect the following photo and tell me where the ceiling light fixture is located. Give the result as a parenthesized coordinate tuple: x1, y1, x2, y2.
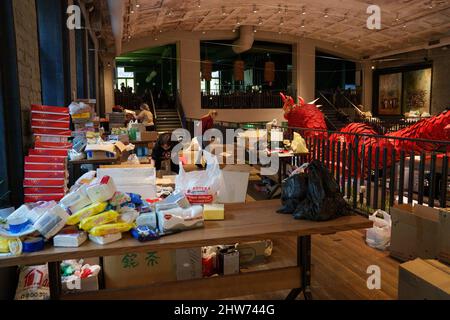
(258, 17, 263, 25)
(278, 28, 282, 34)
(301, 20, 305, 28)
(202, 31, 206, 34)
(197, 0, 201, 8)
(135, 0, 140, 8)
(324, 9, 329, 18)
(253, 27, 257, 33)
(428, 1, 434, 9)
(302, 6, 306, 15)
(253, 4, 258, 13)
(232, 29, 236, 33)
(222, 6, 227, 16)
(277, 5, 282, 14)
(168, 10, 172, 16)
(236, 17, 241, 25)
(280, 17, 284, 26)
(395, 13, 400, 21)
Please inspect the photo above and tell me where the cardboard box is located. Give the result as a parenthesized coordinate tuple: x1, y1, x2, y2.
(103, 250, 176, 289)
(140, 131, 158, 142)
(438, 209, 450, 264)
(217, 165, 251, 204)
(62, 275, 99, 293)
(97, 166, 157, 199)
(218, 249, 240, 276)
(390, 204, 440, 261)
(86, 150, 117, 161)
(236, 240, 272, 266)
(398, 258, 450, 300)
(175, 248, 202, 281)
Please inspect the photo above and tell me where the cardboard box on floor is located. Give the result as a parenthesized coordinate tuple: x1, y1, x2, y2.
(438, 209, 450, 264)
(390, 204, 440, 261)
(398, 258, 450, 300)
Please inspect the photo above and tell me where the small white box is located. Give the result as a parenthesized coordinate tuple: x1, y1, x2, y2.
(89, 233, 122, 245)
(53, 228, 87, 248)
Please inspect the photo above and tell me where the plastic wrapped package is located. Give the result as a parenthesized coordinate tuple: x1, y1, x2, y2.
(157, 206, 204, 233)
(109, 192, 131, 207)
(28, 201, 58, 224)
(60, 185, 92, 214)
(135, 212, 158, 229)
(34, 205, 70, 239)
(366, 210, 391, 251)
(86, 176, 117, 203)
(79, 210, 119, 231)
(15, 265, 50, 300)
(66, 202, 108, 226)
(89, 233, 122, 245)
(89, 222, 133, 237)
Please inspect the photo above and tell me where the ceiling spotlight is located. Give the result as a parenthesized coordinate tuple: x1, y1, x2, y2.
(278, 28, 282, 34)
(280, 17, 284, 26)
(222, 6, 227, 16)
(403, 24, 407, 28)
(395, 13, 400, 22)
(253, 27, 257, 33)
(277, 5, 282, 14)
(131, 9, 135, 14)
(128, 35, 132, 39)
(232, 29, 236, 33)
(302, 6, 306, 15)
(168, 10, 172, 16)
(324, 9, 329, 18)
(154, 37, 158, 41)
(159, 29, 163, 33)
(301, 20, 305, 28)
(258, 17, 263, 25)
(371, 65, 376, 70)
(333, 44, 338, 48)
(197, 0, 201, 8)
(202, 31, 206, 34)
(428, 1, 434, 9)
(253, 4, 258, 13)
(135, 1, 140, 8)
(236, 17, 241, 25)
(358, 37, 361, 42)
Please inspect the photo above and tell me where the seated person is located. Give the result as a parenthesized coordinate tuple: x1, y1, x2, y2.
(150, 133, 179, 174)
(136, 103, 155, 131)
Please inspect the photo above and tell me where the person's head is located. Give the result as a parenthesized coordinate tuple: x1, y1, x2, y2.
(121, 83, 125, 88)
(140, 103, 150, 111)
(158, 133, 172, 151)
(209, 110, 218, 119)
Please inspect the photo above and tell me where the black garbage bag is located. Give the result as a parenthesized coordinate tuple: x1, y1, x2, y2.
(278, 160, 351, 221)
(294, 160, 351, 221)
(277, 173, 308, 214)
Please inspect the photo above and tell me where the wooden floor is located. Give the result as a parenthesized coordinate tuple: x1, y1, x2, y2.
(231, 230, 400, 300)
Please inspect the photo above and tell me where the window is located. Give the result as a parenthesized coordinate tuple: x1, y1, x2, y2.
(116, 67, 135, 93)
(36, 0, 70, 106)
(201, 71, 220, 93)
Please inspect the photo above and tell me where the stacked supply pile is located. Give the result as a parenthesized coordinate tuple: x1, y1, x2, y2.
(24, 105, 72, 203)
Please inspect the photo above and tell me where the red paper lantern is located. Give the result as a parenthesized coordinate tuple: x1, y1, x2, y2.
(201, 60, 212, 81)
(234, 60, 245, 81)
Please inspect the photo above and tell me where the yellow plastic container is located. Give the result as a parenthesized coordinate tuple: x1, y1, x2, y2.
(66, 202, 108, 226)
(89, 222, 133, 237)
(79, 210, 119, 231)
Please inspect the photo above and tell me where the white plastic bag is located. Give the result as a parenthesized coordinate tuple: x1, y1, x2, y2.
(366, 210, 391, 250)
(175, 152, 224, 204)
(127, 154, 140, 165)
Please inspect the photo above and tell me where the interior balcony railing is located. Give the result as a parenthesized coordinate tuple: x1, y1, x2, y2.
(201, 90, 295, 109)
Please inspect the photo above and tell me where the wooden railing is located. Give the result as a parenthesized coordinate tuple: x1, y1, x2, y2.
(185, 119, 449, 212)
(201, 91, 294, 109)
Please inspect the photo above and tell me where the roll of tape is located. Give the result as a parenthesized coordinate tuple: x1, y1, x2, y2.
(22, 237, 45, 253)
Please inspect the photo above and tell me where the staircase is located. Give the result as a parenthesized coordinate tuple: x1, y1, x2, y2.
(317, 92, 350, 131)
(155, 109, 183, 133)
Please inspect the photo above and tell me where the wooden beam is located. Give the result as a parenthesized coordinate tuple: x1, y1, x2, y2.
(62, 267, 301, 300)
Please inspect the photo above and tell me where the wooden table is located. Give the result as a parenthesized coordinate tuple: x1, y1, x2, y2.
(0, 200, 371, 300)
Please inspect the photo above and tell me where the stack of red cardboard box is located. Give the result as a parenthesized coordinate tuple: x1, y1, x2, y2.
(24, 105, 72, 203)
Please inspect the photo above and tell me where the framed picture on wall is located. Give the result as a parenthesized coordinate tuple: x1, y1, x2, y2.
(373, 64, 433, 117)
(378, 73, 402, 115)
(402, 68, 432, 116)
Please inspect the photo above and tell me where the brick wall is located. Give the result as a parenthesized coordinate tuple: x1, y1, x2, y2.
(12, 0, 42, 150)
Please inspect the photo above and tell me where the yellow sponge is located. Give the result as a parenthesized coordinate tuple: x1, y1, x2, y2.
(203, 204, 225, 221)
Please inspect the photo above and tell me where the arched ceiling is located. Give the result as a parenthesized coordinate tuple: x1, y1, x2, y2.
(104, 0, 450, 57)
